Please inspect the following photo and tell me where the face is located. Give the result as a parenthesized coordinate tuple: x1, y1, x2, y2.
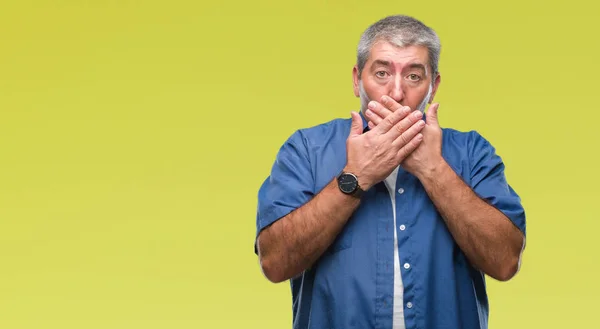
(353, 41, 441, 114)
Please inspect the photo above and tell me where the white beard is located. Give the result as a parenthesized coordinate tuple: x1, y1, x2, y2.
(359, 80, 433, 114)
(358, 80, 371, 114)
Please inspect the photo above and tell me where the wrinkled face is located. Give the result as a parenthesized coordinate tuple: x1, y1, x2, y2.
(353, 41, 441, 114)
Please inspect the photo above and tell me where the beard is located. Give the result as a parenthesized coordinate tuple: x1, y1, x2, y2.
(358, 80, 372, 114)
(358, 80, 433, 114)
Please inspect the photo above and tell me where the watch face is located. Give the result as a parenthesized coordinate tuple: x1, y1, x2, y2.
(338, 173, 358, 194)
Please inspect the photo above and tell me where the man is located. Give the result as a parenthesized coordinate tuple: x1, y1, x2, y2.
(254, 15, 526, 329)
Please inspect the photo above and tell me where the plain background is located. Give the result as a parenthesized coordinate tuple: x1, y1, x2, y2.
(1, 0, 599, 328)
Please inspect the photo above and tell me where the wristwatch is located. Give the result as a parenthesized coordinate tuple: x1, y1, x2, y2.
(337, 172, 364, 198)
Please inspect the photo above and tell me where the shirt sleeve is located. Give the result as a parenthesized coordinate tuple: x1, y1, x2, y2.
(468, 131, 526, 237)
(254, 130, 315, 254)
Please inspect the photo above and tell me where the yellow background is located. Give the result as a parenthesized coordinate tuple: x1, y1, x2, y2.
(1, 0, 598, 328)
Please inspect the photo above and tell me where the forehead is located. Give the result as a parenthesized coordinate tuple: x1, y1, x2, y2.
(366, 41, 429, 68)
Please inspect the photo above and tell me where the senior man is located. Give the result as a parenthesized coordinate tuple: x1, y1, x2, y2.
(254, 14, 526, 329)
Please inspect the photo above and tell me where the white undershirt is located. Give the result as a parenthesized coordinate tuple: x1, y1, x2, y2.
(383, 166, 405, 329)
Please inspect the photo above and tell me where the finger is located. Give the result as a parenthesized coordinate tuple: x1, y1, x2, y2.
(368, 120, 375, 130)
(365, 108, 385, 126)
(396, 133, 424, 162)
(348, 111, 363, 137)
(392, 119, 426, 148)
(372, 104, 413, 134)
(426, 103, 440, 127)
(366, 100, 393, 122)
(384, 109, 424, 141)
(380, 95, 405, 112)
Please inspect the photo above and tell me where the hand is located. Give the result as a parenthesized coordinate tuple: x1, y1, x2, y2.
(364, 96, 445, 179)
(345, 102, 425, 190)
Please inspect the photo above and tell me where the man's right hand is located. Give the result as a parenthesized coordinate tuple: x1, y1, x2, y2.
(257, 99, 424, 283)
(344, 101, 425, 190)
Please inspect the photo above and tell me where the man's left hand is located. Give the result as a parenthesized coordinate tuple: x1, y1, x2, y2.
(365, 96, 446, 179)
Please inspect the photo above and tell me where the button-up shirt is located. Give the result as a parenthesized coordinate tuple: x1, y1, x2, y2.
(255, 112, 526, 329)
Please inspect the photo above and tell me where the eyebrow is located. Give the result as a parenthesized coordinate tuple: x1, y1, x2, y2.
(371, 59, 391, 67)
(406, 63, 427, 72)
(371, 60, 428, 74)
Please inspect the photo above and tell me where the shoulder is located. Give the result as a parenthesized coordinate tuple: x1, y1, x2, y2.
(442, 127, 495, 152)
(285, 117, 351, 150)
(442, 127, 486, 144)
(440, 127, 501, 175)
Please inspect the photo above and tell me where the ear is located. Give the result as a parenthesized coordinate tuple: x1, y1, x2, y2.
(352, 65, 360, 97)
(429, 72, 442, 103)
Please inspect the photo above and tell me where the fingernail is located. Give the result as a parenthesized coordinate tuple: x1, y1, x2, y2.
(413, 111, 422, 118)
(368, 101, 376, 109)
(366, 109, 372, 116)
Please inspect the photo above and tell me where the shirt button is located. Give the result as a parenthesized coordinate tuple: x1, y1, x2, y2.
(397, 188, 405, 194)
(403, 263, 411, 269)
(399, 224, 406, 231)
(407, 302, 413, 309)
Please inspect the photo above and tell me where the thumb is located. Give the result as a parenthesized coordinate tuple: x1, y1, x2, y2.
(349, 111, 364, 137)
(426, 103, 440, 126)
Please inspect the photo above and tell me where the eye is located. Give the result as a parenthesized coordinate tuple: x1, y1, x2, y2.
(407, 74, 421, 81)
(375, 71, 388, 78)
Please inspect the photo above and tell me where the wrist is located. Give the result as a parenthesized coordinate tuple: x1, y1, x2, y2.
(341, 166, 373, 192)
(415, 158, 449, 182)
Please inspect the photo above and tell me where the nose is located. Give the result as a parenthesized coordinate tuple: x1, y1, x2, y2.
(388, 76, 404, 104)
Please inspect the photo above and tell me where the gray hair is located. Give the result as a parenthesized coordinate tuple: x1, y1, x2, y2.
(356, 15, 441, 84)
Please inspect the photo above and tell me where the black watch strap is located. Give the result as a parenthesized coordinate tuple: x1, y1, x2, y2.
(351, 185, 364, 198)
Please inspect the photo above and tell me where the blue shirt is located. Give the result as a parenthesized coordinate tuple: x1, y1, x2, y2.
(255, 112, 526, 329)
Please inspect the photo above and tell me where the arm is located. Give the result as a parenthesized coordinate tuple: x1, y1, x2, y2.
(257, 178, 360, 283)
(416, 160, 525, 281)
(365, 100, 526, 282)
(257, 108, 425, 283)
